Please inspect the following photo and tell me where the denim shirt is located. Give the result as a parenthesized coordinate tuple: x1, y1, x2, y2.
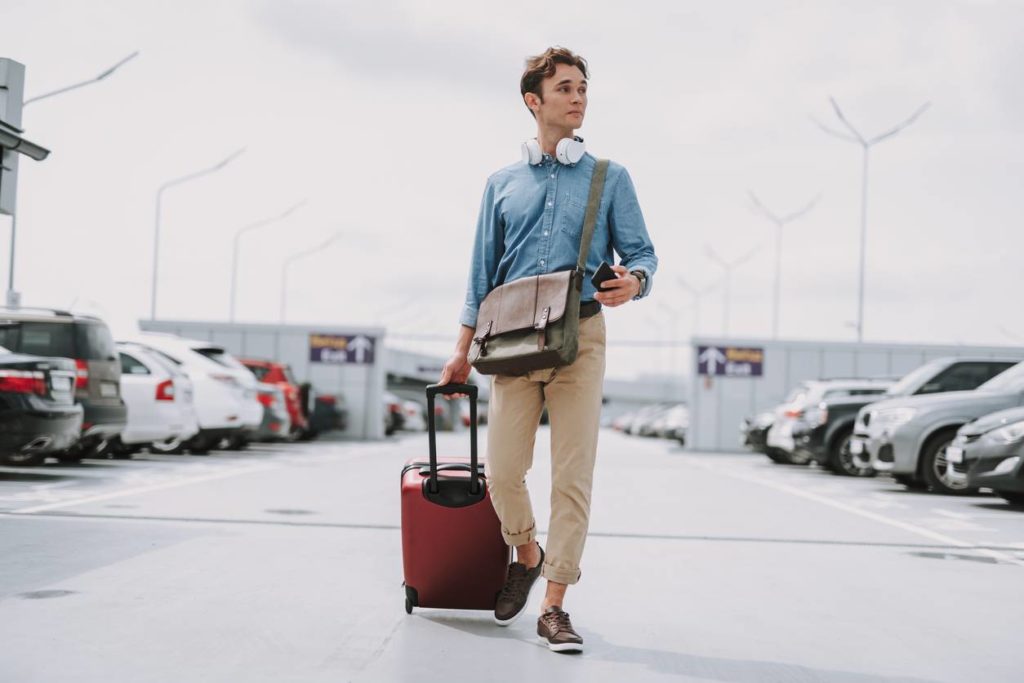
(460, 152, 658, 328)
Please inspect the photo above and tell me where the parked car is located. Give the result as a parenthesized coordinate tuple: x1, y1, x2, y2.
(0, 345, 82, 466)
(945, 407, 1024, 505)
(128, 335, 252, 454)
(111, 342, 199, 457)
(740, 411, 782, 461)
(307, 392, 346, 437)
(651, 403, 688, 444)
(252, 383, 292, 441)
(791, 387, 892, 476)
(403, 400, 427, 431)
(240, 358, 309, 438)
(0, 308, 126, 461)
(383, 391, 405, 436)
(766, 379, 893, 465)
(859, 361, 1024, 494)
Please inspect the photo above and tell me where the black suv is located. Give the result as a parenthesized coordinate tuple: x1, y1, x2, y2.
(0, 308, 126, 461)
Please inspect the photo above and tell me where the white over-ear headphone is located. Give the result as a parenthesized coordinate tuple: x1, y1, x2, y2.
(521, 136, 586, 166)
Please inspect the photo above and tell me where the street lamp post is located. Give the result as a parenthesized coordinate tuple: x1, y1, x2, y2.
(7, 51, 139, 308)
(704, 245, 761, 337)
(150, 148, 244, 320)
(814, 96, 930, 342)
(747, 191, 820, 339)
(676, 277, 718, 339)
(280, 232, 343, 323)
(229, 200, 306, 322)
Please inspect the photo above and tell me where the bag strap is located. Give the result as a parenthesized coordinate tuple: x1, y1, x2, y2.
(576, 159, 609, 272)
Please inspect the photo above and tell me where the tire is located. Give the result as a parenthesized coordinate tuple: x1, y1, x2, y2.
(920, 431, 976, 495)
(225, 434, 249, 451)
(779, 448, 812, 466)
(0, 451, 46, 467)
(55, 452, 85, 464)
(995, 491, 1024, 506)
(828, 430, 875, 477)
(186, 434, 213, 456)
(893, 473, 927, 490)
(149, 437, 184, 454)
(765, 448, 789, 464)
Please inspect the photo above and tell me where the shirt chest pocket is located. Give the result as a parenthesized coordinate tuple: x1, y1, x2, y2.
(560, 193, 588, 239)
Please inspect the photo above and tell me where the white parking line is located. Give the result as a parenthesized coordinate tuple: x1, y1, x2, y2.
(686, 458, 1024, 568)
(9, 464, 277, 514)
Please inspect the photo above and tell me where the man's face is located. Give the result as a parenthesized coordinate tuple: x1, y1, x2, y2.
(530, 62, 587, 129)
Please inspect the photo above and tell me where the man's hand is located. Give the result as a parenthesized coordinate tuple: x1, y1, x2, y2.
(593, 265, 641, 307)
(438, 352, 472, 399)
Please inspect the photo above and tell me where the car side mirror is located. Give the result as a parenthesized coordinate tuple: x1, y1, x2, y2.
(920, 382, 941, 394)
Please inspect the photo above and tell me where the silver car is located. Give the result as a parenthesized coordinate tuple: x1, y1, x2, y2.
(855, 361, 1024, 494)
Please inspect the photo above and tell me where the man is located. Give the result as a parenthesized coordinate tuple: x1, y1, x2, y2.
(438, 46, 657, 653)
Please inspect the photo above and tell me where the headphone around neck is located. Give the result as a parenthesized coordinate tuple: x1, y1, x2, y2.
(521, 136, 586, 166)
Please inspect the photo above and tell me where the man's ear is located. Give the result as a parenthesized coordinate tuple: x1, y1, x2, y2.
(524, 92, 541, 113)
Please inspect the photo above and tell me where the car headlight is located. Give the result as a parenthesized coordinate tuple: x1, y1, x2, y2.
(874, 407, 917, 429)
(986, 420, 1024, 445)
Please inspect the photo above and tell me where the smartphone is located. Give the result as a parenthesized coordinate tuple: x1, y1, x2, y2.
(590, 261, 618, 290)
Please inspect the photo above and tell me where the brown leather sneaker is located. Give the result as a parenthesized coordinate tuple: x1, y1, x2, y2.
(493, 544, 544, 626)
(537, 606, 584, 653)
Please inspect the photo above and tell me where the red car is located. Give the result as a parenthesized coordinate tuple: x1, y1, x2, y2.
(239, 359, 308, 437)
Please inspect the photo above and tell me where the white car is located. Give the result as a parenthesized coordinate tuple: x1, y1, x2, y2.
(127, 334, 260, 453)
(114, 342, 200, 455)
(401, 399, 426, 432)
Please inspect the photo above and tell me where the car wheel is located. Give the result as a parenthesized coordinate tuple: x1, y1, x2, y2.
(765, 448, 789, 464)
(0, 451, 46, 467)
(995, 490, 1024, 506)
(150, 437, 184, 454)
(779, 449, 812, 466)
(55, 452, 85, 464)
(829, 431, 875, 477)
(225, 434, 249, 451)
(186, 435, 212, 456)
(920, 432, 976, 495)
(893, 473, 927, 490)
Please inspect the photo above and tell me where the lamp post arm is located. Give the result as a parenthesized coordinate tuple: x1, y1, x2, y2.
(24, 51, 140, 106)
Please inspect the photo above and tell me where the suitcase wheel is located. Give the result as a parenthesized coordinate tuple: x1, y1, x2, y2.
(405, 597, 413, 614)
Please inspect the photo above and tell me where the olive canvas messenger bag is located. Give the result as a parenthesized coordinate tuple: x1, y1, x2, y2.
(468, 159, 609, 376)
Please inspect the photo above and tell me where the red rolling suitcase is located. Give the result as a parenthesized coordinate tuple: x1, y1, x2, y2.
(401, 383, 510, 614)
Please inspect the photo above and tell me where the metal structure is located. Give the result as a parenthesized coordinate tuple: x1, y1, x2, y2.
(704, 245, 761, 337)
(814, 96, 930, 342)
(676, 276, 719, 338)
(280, 232, 342, 322)
(229, 200, 305, 322)
(150, 148, 244, 319)
(747, 191, 820, 339)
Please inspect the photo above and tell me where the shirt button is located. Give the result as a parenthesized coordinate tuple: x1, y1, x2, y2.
(540, 259, 545, 265)
(547, 201, 553, 207)
(549, 174, 555, 179)
(543, 231, 548, 236)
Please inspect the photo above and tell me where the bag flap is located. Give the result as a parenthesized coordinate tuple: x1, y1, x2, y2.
(476, 271, 574, 337)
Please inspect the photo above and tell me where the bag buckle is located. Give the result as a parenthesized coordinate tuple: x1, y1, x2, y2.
(534, 307, 550, 331)
(473, 320, 493, 356)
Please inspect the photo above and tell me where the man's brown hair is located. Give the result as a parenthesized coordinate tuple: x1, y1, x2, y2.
(520, 47, 589, 116)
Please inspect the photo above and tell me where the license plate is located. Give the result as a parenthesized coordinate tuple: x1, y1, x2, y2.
(849, 439, 864, 455)
(946, 446, 963, 464)
(51, 375, 71, 392)
(100, 382, 118, 398)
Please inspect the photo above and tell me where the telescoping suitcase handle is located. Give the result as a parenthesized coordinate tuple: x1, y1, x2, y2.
(425, 383, 480, 496)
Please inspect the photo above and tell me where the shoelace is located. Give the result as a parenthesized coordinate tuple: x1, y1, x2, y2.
(541, 609, 573, 634)
(498, 564, 530, 601)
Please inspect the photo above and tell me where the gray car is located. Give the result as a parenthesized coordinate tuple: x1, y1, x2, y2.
(947, 406, 1024, 505)
(855, 361, 1024, 494)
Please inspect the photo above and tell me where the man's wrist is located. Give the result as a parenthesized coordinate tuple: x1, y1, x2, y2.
(629, 270, 647, 298)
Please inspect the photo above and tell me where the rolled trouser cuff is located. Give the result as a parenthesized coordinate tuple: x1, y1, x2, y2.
(541, 561, 581, 585)
(501, 522, 536, 547)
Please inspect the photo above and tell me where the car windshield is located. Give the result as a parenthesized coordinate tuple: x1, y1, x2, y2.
(977, 361, 1024, 392)
(194, 347, 248, 371)
(886, 359, 946, 396)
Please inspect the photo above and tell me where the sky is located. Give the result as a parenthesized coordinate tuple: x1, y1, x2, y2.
(1, 0, 1022, 381)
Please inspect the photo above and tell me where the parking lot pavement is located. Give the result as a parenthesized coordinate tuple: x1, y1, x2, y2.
(1, 432, 1023, 683)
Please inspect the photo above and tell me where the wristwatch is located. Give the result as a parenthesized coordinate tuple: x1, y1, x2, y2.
(629, 270, 647, 298)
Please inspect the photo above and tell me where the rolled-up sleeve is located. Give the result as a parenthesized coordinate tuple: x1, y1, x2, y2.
(459, 179, 504, 328)
(608, 168, 658, 299)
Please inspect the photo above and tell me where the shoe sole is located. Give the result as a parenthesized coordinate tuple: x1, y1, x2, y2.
(538, 636, 583, 653)
(493, 577, 538, 627)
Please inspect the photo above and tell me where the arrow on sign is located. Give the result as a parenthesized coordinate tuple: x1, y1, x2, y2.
(699, 346, 727, 374)
(349, 335, 373, 363)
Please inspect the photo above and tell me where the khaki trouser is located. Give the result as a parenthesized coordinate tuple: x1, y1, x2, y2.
(485, 312, 606, 585)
